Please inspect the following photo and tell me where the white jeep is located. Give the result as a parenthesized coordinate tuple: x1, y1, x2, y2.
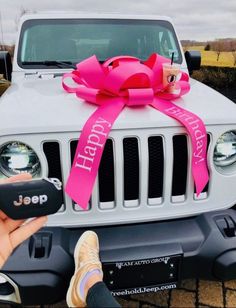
(0, 12, 236, 306)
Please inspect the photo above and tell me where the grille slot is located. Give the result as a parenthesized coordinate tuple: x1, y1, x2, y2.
(98, 139, 115, 204)
(148, 136, 164, 202)
(43, 142, 62, 181)
(70, 140, 77, 165)
(172, 135, 188, 200)
(123, 137, 139, 206)
(43, 142, 64, 211)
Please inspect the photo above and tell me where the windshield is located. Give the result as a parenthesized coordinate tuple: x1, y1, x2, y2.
(18, 18, 182, 68)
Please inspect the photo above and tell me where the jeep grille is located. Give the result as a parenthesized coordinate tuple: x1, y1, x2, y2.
(40, 130, 211, 227)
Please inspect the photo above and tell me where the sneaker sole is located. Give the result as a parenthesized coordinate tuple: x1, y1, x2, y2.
(66, 231, 99, 307)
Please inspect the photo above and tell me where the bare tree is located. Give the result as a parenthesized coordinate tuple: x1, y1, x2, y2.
(211, 40, 225, 61)
(230, 41, 236, 66)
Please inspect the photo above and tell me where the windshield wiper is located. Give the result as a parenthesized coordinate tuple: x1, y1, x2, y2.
(22, 61, 75, 69)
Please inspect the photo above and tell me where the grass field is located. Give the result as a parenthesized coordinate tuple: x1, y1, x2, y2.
(184, 45, 236, 67)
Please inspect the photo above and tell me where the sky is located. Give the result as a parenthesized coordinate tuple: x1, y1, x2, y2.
(0, 0, 235, 45)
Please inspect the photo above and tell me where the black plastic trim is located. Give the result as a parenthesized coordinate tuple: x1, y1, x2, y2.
(2, 210, 236, 305)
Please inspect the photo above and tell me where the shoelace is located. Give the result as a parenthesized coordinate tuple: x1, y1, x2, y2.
(79, 241, 101, 268)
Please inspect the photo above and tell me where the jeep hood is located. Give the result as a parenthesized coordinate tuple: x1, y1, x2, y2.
(0, 76, 235, 136)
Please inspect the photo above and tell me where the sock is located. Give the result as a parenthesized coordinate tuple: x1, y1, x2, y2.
(78, 269, 102, 300)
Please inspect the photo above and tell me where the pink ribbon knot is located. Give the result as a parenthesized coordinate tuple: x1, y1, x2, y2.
(62, 53, 209, 210)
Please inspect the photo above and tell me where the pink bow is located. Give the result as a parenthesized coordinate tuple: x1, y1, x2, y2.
(63, 53, 209, 210)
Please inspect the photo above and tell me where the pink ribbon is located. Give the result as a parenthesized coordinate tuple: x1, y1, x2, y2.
(62, 53, 209, 210)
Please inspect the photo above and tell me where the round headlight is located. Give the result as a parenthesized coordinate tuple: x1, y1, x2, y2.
(0, 142, 41, 177)
(214, 131, 236, 167)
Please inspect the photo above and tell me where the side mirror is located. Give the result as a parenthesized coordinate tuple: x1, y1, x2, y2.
(0, 51, 12, 81)
(184, 50, 201, 74)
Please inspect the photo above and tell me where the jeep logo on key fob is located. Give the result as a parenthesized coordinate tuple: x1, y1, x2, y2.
(13, 194, 48, 206)
(0, 178, 63, 220)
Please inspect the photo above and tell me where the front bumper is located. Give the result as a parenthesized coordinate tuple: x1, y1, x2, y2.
(1, 209, 236, 305)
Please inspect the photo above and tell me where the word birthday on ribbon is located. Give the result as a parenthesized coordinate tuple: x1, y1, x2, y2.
(165, 106, 206, 164)
(62, 53, 209, 210)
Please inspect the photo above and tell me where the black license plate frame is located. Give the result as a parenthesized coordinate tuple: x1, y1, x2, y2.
(103, 254, 182, 293)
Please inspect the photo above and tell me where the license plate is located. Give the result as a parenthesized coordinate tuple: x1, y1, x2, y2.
(103, 254, 181, 293)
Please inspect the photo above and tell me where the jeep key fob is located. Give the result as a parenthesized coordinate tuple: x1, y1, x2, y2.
(0, 178, 63, 220)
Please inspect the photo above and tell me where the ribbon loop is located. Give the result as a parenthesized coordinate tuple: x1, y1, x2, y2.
(62, 53, 209, 210)
(76, 55, 106, 89)
(103, 63, 154, 95)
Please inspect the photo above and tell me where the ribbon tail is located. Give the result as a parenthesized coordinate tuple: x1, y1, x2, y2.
(65, 99, 125, 209)
(152, 98, 209, 196)
(194, 167, 209, 196)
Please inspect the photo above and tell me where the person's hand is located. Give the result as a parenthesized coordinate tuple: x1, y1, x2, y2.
(0, 174, 47, 269)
